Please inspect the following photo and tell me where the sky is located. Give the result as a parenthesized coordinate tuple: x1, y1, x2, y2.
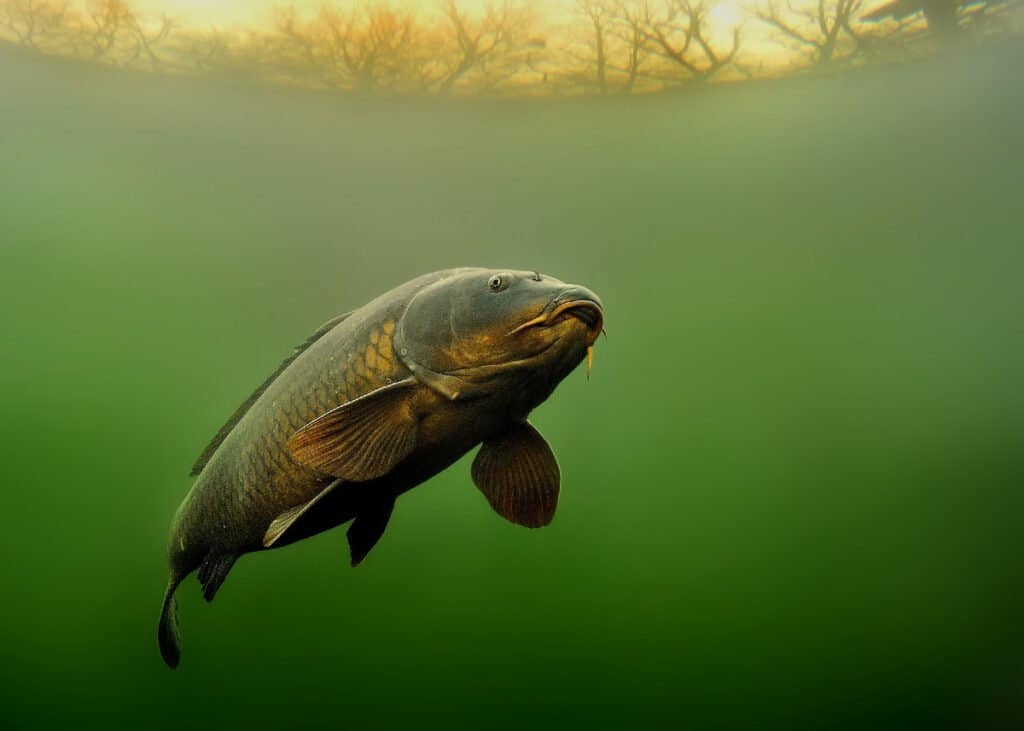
(131, 0, 745, 31)
(133, 0, 309, 26)
(129, 0, 570, 27)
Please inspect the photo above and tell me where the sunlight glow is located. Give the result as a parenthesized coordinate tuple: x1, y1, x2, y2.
(709, 0, 744, 31)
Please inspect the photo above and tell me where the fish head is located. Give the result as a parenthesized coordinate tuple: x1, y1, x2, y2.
(395, 268, 603, 400)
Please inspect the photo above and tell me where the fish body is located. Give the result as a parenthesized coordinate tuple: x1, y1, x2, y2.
(159, 268, 603, 668)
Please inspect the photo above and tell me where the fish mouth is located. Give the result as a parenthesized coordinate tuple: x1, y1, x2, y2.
(509, 294, 604, 346)
(548, 300, 604, 342)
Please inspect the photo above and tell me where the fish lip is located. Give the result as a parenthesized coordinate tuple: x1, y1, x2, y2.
(508, 294, 604, 345)
(563, 301, 601, 329)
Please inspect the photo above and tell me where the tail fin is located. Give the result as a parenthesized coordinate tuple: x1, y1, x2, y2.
(158, 577, 182, 669)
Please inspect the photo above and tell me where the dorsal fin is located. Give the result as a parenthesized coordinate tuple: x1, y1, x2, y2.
(189, 312, 352, 477)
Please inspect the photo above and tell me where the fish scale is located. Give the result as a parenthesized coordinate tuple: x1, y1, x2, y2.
(238, 323, 403, 515)
(175, 315, 408, 565)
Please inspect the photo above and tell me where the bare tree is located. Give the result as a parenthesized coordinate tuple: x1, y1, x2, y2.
(0, 0, 173, 66)
(325, 4, 419, 92)
(0, 0, 71, 51)
(757, 0, 871, 65)
(759, 0, 927, 66)
(4, 0, 1002, 96)
(75, 0, 176, 67)
(641, 0, 741, 83)
(575, 0, 612, 92)
(608, 0, 650, 92)
(271, 6, 336, 87)
(83, 0, 128, 59)
(568, 0, 653, 94)
(271, 4, 421, 92)
(185, 28, 235, 75)
(432, 0, 533, 95)
(125, 12, 174, 68)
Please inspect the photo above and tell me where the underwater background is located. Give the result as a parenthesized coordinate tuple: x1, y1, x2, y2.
(2, 37, 1023, 730)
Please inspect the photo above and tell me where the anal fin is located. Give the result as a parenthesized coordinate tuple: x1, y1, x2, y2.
(263, 479, 342, 548)
(197, 553, 237, 602)
(347, 497, 396, 567)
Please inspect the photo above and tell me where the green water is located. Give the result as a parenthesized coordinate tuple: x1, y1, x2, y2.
(1, 42, 1022, 730)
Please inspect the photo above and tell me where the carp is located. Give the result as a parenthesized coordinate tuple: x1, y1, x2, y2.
(159, 268, 603, 668)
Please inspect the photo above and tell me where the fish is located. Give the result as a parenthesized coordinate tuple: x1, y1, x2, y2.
(157, 268, 604, 668)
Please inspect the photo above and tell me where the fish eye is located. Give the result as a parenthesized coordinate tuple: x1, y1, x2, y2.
(488, 274, 507, 292)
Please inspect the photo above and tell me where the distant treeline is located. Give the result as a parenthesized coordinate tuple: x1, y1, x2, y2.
(1, 0, 1020, 95)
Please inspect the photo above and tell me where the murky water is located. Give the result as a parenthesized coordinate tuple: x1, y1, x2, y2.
(1, 37, 1022, 730)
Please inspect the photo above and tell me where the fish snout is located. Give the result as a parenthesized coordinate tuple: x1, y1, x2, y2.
(508, 284, 604, 345)
(546, 286, 604, 345)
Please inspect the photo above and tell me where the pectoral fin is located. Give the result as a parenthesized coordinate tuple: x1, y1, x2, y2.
(287, 378, 419, 482)
(263, 479, 342, 548)
(471, 421, 560, 528)
(347, 497, 396, 567)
